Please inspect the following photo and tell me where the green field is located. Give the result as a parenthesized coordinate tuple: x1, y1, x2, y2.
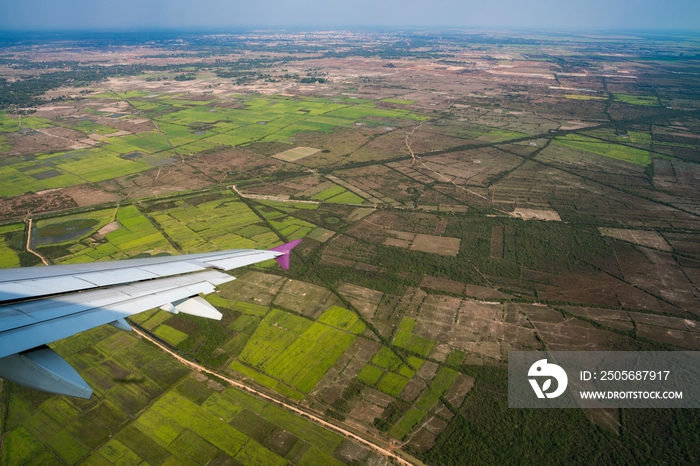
(237, 307, 361, 393)
(393, 317, 437, 357)
(377, 372, 411, 397)
(0, 112, 52, 133)
(154, 325, 189, 346)
(415, 367, 459, 410)
(258, 204, 318, 241)
(381, 98, 417, 105)
(0, 319, 360, 465)
(478, 129, 528, 143)
(0, 223, 24, 268)
(554, 134, 652, 166)
(151, 94, 426, 151)
(46, 205, 177, 263)
(358, 364, 385, 385)
(0, 135, 9, 152)
(66, 120, 120, 135)
(614, 94, 660, 106)
(149, 193, 278, 253)
(0, 145, 153, 197)
(389, 408, 427, 439)
(0, 94, 428, 197)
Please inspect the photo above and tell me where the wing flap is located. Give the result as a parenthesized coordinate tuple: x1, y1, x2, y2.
(173, 296, 222, 320)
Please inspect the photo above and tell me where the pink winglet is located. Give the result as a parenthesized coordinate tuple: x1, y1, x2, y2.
(269, 239, 302, 269)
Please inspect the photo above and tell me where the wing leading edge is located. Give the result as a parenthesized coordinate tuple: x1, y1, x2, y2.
(0, 240, 301, 398)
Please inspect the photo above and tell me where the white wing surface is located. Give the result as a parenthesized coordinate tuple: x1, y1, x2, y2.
(0, 240, 301, 398)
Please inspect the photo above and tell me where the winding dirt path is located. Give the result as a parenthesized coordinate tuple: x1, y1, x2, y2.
(25, 218, 49, 266)
(230, 185, 320, 205)
(404, 121, 498, 204)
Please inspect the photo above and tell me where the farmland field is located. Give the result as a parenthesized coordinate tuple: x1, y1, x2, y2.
(554, 134, 652, 166)
(2, 28, 700, 466)
(0, 223, 24, 268)
(237, 307, 362, 393)
(614, 94, 660, 106)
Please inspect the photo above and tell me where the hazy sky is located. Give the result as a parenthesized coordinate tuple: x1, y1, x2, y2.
(1, 0, 699, 31)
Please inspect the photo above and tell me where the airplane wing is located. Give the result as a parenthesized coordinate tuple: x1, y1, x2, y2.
(0, 239, 301, 398)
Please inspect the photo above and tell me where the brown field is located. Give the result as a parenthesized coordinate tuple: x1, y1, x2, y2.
(337, 283, 384, 319)
(383, 230, 462, 255)
(513, 208, 562, 221)
(272, 146, 320, 161)
(599, 227, 672, 251)
(410, 234, 461, 256)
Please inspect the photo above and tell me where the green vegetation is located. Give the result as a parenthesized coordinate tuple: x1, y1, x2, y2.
(67, 120, 119, 135)
(312, 185, 365, 204)
(416, 367, 458, 410)
(614, 94, 660, 106)
(154, 325, 189, 346)
(317, 305, 366, 334)
(372, 346, 403, 371)
(299, 446, 345, 466)
(554, 134, 652, 166)
(0, 223, 24, 268)
(381, 98, 416, 105)
(479, 129, 528, 143)
(1, 427, 45, 465)
(40, 205, 177, 264)
(563, 94, 606, 101)
(377, 372, 410, 397)
(406, 356, 425, 371)
(389, 408, 426, 439)
(237, 307, 359, 393)
(154, 94, 425, 149)
(258, 204, 318, 241)
(149, 193, 277, 252)
(357, 364, 385, 385)
(0, 112, 52, 132)
(260, 404, 344, 454)
(445, 350, 466, 368)
(393, 317, 437, 357)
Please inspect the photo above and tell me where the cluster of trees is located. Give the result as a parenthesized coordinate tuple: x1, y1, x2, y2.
(299, 77, 326, 84)
(423, 364, 700, 465)
(0, 64, 150, 109)
(173, 74, 196, 81)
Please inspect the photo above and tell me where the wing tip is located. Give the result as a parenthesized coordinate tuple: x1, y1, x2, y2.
(269, 239, 302, 269)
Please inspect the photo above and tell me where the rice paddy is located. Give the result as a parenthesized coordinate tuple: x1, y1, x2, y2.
(312, 185, 366, 204)
(614, 94, 660, 106)
(0, 223, 24, 268)
(148, 193, 279, 252)
(0, 316, 370, 465)
(38, 205, 177, 264)
(0, 94, 426, 198)
(236, 307, 362, 393)
(554, 134, 652, 166)
(392, 317, 437, 357)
